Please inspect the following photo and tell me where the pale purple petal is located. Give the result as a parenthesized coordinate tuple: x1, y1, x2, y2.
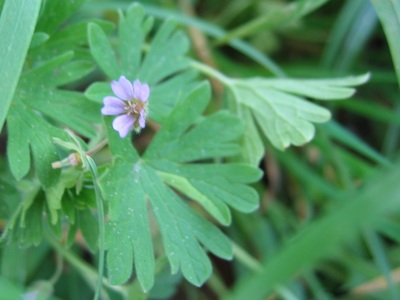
(111, 76, 134, 100)
(133, 80, 150, 102)
(112, 114, 136, 138)
(101, 96, 126, 115)
(138, 110, 146, 128)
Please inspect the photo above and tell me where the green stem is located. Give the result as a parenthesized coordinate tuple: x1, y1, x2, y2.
(232, 241, 262, 272)
(190, 60, 232, 85)
(206, 271, 229, 298)
(86, 138, 108, 156)
(49, 251, 63, 286)
(87, 156, 106, 300)
(45, 232, 126, 298)
(232, 242, 297, 299)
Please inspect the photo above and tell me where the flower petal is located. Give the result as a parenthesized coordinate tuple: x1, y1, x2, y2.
(112, 114, 135, 138)
(101, 96, 126, 115)
(133, 80, 150, 102)
(138, 110, 146, 128)
(111, 76, 134, 100)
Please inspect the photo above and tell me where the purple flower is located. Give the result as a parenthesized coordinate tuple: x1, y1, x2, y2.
(101, 76, 150, 138)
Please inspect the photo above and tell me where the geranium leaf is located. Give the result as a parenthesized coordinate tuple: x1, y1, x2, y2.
(31, 20, 115, 62)
(7, 103, 63, 187)
(88, 23, 121, 79)
(252, 73, 370, 100)
(87, 3, 261, 292)
(118, 3, 153, 77)
(226, 74, 370, 161)
(87, 3, 196, 124)
(101, 83, 260, 291)
(35, 0, 86, 35)
(6, 48, 101, 186)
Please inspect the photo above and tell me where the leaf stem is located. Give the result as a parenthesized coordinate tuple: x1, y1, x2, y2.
(232, 242, 296, 299)
(190, 60, 232, 86)
(45, 231, 127, 298)
(86, 156, 106, 300)
(206, 270, 229, 297)
(232, 241, 262, 272)
(86, 138, 108, 156)
(48, 251, 63, 286)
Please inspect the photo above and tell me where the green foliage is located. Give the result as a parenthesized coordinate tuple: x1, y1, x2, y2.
(36, 0, 86, 35)
(226, 74, 369, 164)
(0, 0, 41, 131)
(6, 51, 99, 187)
(2, 1, 400, 299)
(102, 82, 261, 291)
(215, 0, 330, 45)
(0, 276, 21, 300)
(372, 0, 400, 87)
(87, 4, 261, 291)
(228, 162, 400, 299)
(87, 3, 197, 124)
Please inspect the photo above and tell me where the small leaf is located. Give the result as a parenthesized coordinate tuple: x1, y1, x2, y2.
(145, 83, 242, 161)
(45, 169, 82, 225)
(104, 160, 154, 290)
(31, 20, 115, 62)
(232, 81, 331, 150)
(7, 104, 63, 187)
(255, 73, 370, 100)
(45, 181, 64, 225)
(227, 74, 369, 161)
(239, 106, 264, 166)
(158, 171, 232, 225)
(29, 32, 49, 49)
(15, 197, 44, 248)
(88, 23, 120, 79)
(35, 0, 86, 35)
(118, 3, 153, 77)
(138, 20, 190, 83)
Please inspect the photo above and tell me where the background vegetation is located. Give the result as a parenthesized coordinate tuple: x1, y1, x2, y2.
(1, 0, 400, 299)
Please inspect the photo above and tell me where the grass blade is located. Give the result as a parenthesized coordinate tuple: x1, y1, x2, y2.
(371, 0, 400, 87)
(215, 0, 329, 45)
(226, 161, 400, 300)
(0, 0, 42, 131)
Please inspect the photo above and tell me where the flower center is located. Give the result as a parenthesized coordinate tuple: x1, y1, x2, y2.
(124, 100, 144, 116)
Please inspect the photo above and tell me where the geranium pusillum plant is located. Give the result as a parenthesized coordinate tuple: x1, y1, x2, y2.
(101, 76, 150, 138)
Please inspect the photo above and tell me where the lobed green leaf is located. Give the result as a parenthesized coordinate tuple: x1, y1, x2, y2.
(6, 104, 63, 187)
(35, 0, 86, 35)
(227, 74, 369, 162)
(101, 82, 259, 290)
(88, 4, 195, 124)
